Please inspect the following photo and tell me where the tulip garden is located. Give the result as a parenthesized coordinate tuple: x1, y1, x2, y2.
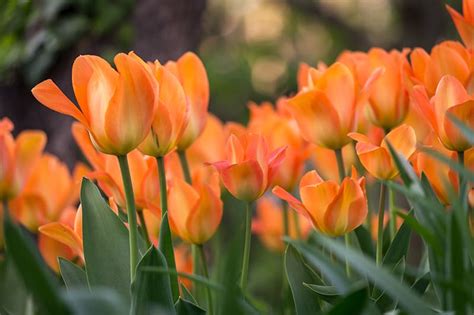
(1, 1, 474, 314)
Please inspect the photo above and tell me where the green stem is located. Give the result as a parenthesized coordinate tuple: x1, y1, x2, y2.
(344, 234, 352, 278)
(389, 188, 396, 241)
(458, 151, 468, 210)
(292, 210, 302, 239)
(197, 244, 213, 315)
(191, 244, 200, 298)
(334, 148, 346, 182)
(282, 201, 289, 237)
(117, 155, 139, 282)
(376, 183, 387, 266)
(240, 202, 252, 292)
(137, 210, 151, 247)
(157, 156, 169, 217)
(178, 150, 192, 184)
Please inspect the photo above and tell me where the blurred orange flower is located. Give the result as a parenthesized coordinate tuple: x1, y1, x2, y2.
(310, 144, 356, 182)
(273, 168, 367, 237)
(174, 244, 194, 290)
(446, 0, 474, 49)
(349, 124, 417, 180)
(32, 52, 158, 155)
(212, 133, 286, 201)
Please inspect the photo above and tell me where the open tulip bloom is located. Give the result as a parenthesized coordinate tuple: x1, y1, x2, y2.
(2, 1, 474, 314)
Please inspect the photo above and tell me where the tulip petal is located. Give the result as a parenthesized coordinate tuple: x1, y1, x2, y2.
(412, 85, 438, 132)
(14, 130, 47, 185)
(444, 100, 474, 151)
(39, 223, 83, 258)
(219, 160, 265, 201)
(357, 144, 396, 180)
(382, 124, 417, 160)
(272, 186, 310, 219)
(300, 181, 339, 233)
(168, 178, 200, 242)
(446, 4, 474, 49)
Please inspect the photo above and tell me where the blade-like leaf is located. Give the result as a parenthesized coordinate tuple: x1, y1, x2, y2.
(383, 214, 412, 266)
(326, 287, 368, 315)
(80, 178, 131, 304)
(284, 245, 321, 314)
(447, 114, 474, 145)
(63, 288, 128, 315)
(175, 298, 206, 315)
(0, 257, 28, 314)
(159, 212, 179, 302)
(59, 258, 88, 289)
(354, 226, 375, 258)
(131, 246, 175, 315)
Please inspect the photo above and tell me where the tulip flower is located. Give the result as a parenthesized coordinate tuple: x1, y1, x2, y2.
(310, 144, 356, 182)
(211, 133, 286, 202)
(446, 0, 474, 49)
(412, 75, 474, 152)
(349, 124, 417, 180)
(0, 118, 46, 200)
(168, 167, 223, 244)
(248, 99, 309, 191)
(164, 52, 209, 151)
(174, 244, 194, 289)
(252, 196, 310, 252)
(32, 52, 158, 155)
(288, 62, 380, 150)
(273, 168, 367, 237)
(138, 63, 189, 157)
(411, 41, 472, 96)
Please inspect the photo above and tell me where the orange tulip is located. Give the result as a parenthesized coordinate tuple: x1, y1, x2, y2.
(349, 124, 416, 180)
(211, 133, 286, 201)
(310, 144, 356, 182)
(0, 118, 46, 200)
(412, 75, 474, 152)
(248, 99, 309, 191)
(410, 41, 473, 96)
(446, 0, 474, 49)
(32, 52, 158, 155)
(138, 63, 189, 157)
(288, 62, 379, 150)
(273, 168, 367, 237)
(252, 196, 310, 252)
(164, 52, 209, 151)
(168, 167, 223, 244)
(174, 244, 193, 289)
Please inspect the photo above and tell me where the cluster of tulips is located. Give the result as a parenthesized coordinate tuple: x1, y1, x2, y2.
(1, 1, 474, 314)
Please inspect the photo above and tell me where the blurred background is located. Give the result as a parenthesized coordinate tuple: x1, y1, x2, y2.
(0, 0, 461, 166)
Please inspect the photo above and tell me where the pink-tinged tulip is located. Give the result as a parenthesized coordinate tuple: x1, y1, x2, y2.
(349, 124, 417, 180)
(412, 75, 474, 152)
(32, 52, 158, 155)
(138, 63, 189, 157)
(273, 168, 367, 237)
(252, 197, 310, 252)
(168, 167, 223, 244)
(410, 41, 473, 96)
(288, 62, 380, 150)
(446, 0, 474, 49)
(0, 118, 46, 200)
(248, 99, 309, 191)
(164, 52, 209, 151)
(211, 133, 286, 201)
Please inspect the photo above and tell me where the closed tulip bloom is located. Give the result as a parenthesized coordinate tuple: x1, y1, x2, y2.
(0, 118, 46, 200)
(273, 168, 367, 237)
(164, 52, 210, 151)
(252, 197, 310, 252)
(168, 168, 223, 244)
(138, 63, 189, 157)
(412, 75, 474, 152)
(32, 52, 158, 155)
(211, 133, 286, 201)
(349, 124, 417, 180)
(446, 0, 474, 49)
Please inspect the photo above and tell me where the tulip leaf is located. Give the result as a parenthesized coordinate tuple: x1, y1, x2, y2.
(63, 288, 128, 315)
(59, 258, 88, 290)
(382, 214, 412, 266)
(295, 236, 433, 314)
(354, 226, 375, 258)
(284, 245, 322, 314)
(3, 209, 70, 314)
(0, 257, 28, 314)
(158, 212, 179, 302)
(131, 246, 175, 315)
(80, 178, 131, 304)
(303, 283, 339, 303)
(175, 298, 206, 315)
(411, 272, 430, 296)
(326, 287, 368, 315)
(180, 283, 198, 305)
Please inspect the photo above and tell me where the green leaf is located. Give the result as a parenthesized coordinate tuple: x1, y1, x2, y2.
(59, 258, 88, 289)
(326, 287, 367, 315)
(0, 257, 28, 314)
(411, 272, 430, 296)
(175, 298, 206, 315)
(290, 236, 433, 314)
(158, 212, 179, 302)
(180, 283, 198, 305)
(304, 280, 366, 304)
(382, 214, 412, 266)
(385, 140, 419, 186)
(354, 226, 375, 258)
(131, 246, 175, 315)
(284, 245, 321, 314)
(80, 178, 131, 304)
(63, 288, 128, 315)
(3, 210, 70, 314)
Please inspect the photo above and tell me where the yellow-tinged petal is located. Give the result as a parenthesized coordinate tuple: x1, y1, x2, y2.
(39, 222, 83, 259)
(381, 124, 417, 160)
(300, 181, 339, 233)
(444, 100, 474, 151)
(168, 178, 200, 242)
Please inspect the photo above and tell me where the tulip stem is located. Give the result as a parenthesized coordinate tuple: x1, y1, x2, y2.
(292, 210, 302, 239)
(240, 202, 252, 292)
(389, 188, 396, 241)
(197, 244, 213, 315)
(117, 155, 139, 282)
(178, 150, 192, 184)
(282, 201, 289, 237)
(157, 156, 169, 217)
(137, 210, 151, 247)
(458, 151, 468, 210)
(334, 148, 346, 182)
(376, 183, 387, 266)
